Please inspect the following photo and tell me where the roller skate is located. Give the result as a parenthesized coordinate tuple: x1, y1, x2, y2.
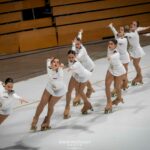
(104, 102, 112, 114)
(81, 102, 93, 114)
(111, 89, 117, 97)
(73, 96, 81, 106)
(41, 116, 51, 131)
(64, 106, 71, 119)
(112, 98, 124, 106)
(86, 88, 95, 98)
(30, 117, 38, 131)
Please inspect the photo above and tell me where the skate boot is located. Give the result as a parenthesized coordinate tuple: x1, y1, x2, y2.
(104, 102, 112, 114)
(86, 88, 95, 98)
(41, 116, 51, 131)
(112, 98, 124, 106)
(73, 96, 81, 106)
(31, 117, 38, 131)
(131, 75, 143, 86)
(81, 102, 93, 114)
(122, 80, 129, 91)
(64, 106, 71, 119)
(111, 89, 117, 97)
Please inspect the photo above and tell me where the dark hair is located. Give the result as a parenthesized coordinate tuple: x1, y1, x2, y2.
(109, 39, 118, 45)
(51, 57, 60, 64)
(76, 37, 81, 42)
(5, 77, 13, 84)
(68, 50, 76, 55)
(124, 25, 130, 33)
(135, 21, 140, 27)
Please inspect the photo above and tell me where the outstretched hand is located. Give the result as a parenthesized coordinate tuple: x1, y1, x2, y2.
(20, 99, 29, 104)
(79, 29, 83, 33)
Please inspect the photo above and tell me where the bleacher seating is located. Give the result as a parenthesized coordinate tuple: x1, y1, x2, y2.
(0, 0, 149, 55)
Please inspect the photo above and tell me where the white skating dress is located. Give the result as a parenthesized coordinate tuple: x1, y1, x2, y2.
(72, 31, 95, 72)
(125, 30, 145, 58)
(107, 49, 126, 76)
(109, 24, 130, 64)
(0, 82, 21, 115)
(69, 61, 92, 83)
(45, 59, 67, 97)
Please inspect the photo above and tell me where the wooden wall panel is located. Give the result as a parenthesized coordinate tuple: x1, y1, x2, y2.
(53, 0, 150, 16)
(57, 13, 150, 45)
(0, 18, 53, 34)
(19, 27, 57, 52)
(56, 4, 150, 25)
(0, 11, 22, 24)
(50, 0, 96, 6)
(0, 0, 45, 13)
(0, 34, 19, 55)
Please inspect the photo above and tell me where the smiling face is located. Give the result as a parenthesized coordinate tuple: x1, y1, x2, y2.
(68, 53, 76, 63)
(51, 58, 60, 70)
(5, 82, 13, 92)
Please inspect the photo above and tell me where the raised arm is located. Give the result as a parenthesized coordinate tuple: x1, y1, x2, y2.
(47, 58, 53, 78)
(108, 23, 118, 39)
(76, 46, 86, 60)
(71, 39, 76, 51)
(77, 29, 83, 40)
(137, 26, 150, 32)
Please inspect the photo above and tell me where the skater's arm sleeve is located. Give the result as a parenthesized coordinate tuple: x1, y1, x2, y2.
(47, 59, 53, 78)
(72, 41, 76, 51)
(12, 93, 22, 100)
(137, 26, 150, 32)
(108, 24, 118, 39)
(124, 32, 130, 37)
(76, 46, 85, 60)
(77, 31, 83, 40)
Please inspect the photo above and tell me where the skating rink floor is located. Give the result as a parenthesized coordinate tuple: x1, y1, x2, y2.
(0, 45, 150, 150)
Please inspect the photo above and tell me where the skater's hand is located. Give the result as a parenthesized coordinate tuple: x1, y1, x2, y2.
(20, 99, 28, 104)
(79, 29, 83, 33)
(108, 23, 113, 27)
(60, 63, 64, 68)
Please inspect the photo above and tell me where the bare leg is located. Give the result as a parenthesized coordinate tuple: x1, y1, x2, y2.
(114, 76, 124, 102)
(105, 71, 114, 113)
(0, 114, 8, 124)
(86, 80, 95, 98)
(31, 89, 51, 129)
(75, 81, 93, 114)
(122, 63, 129, 90)
(41, 96, 62, 130)
(64, 76, 76, 119)
(132, 58, 143, 84)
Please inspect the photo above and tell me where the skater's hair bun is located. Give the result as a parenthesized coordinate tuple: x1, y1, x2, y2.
(68, 50, 76, 55)
(124, 25, 130, 33)
(135, 21, 140, 27)
(110, 39, 118, 45)
(76, 37, 81, 42)
(5, 77, 14, 84)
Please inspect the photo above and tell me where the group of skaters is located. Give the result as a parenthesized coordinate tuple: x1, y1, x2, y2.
(0, 20, 149, 131)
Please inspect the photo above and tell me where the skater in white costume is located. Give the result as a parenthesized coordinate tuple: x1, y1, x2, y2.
(125, 21, 149, 85)
(108, 23, 130, 90)
(0, 78, 28, 124)
(64, 50, 93, 119)
(105, 40, 126, 113)
(31, 58, 67, 131)
(72, 29, 95, 105)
